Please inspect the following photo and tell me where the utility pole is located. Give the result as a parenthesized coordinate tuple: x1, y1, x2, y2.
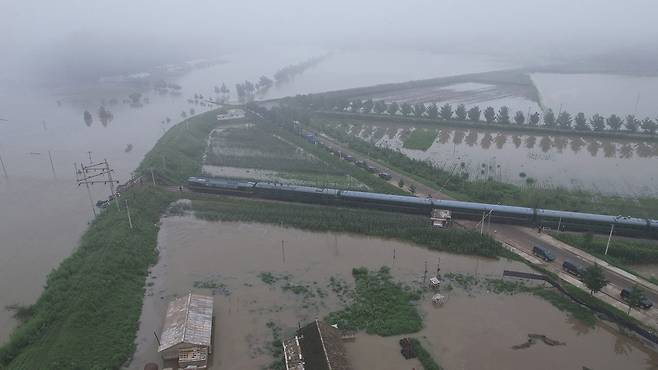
(125, 200, 133, 229)
(75, 158, 120, 213)
(75, 162, 96, 217)
(605, 224, 615, 255)
(423, 260, 428, 285)
(281, 240, 286, 263)
(0, 152, 8, 179)
(48, 150, 56, 178)
(151, 168, 156, 186)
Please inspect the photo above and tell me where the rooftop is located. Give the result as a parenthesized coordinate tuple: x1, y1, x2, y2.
(158, 293, 214, 352)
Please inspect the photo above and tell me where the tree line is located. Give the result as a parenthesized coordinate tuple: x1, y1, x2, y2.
(290, 95, 658, 136)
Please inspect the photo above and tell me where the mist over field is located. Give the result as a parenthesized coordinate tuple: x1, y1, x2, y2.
(3, 0, 658, 85)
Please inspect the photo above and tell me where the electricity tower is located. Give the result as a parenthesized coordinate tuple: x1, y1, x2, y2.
(75, 158, 120, 215)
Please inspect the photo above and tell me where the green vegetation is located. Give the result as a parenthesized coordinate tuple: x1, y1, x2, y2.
(552, 232, 658, 265)
(137, 109, 237, 183)
(409, 338, 443, 370)
(326, 267, 422, 336)
(265, 321, 285, 370)
(206, 125, 341, 175)
(259, 271, 289, 285)
(191, 195, 513, 259)
(582, 263, 608, 294)
(193, 279, 226, 290)
(312, 117, 658, 218)
(0, 187, 175, 369)
(402, 129, 438, 150)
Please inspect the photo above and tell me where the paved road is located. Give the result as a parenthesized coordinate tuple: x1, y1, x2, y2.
(311, 126, 658, 325)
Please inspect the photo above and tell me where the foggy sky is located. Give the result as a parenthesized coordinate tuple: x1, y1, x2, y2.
(3, 0, 658, 84)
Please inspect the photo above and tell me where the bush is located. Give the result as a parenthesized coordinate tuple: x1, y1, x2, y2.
(326, 267, 422, 336)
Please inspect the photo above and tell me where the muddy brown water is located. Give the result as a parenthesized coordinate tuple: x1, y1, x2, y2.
(127, 216, 658, 370)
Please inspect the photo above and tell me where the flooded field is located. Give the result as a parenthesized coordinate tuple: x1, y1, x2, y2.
(339, 121, 658, 195)
(532, 73, 658, 118)
(358, 80, 541, 115)
(1, 45, 656, 347)
(128, 216, 657, 370)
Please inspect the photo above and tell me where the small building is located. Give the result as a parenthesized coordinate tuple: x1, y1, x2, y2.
(158, 293, 214, 369)
(432, 293, 447, 306)
(430, 209, 452, 228)
(428, 276, 441, 291)
(282, 320, 352, 370)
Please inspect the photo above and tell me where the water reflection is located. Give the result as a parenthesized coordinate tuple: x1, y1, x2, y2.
(481, 133, 493, 149)
(465, 130, 478, 146)
(539, 136, 552, 152)
(512, 135, 522, 148)
(452, 130, 465, 145)
(438, 129, 451, 144)
(358, 124, 658, 194)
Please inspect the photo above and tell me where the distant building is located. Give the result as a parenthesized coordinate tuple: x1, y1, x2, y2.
(158, 293, 214, 369)
(216, 109, 245, 120)
(282, 320, 352, 370)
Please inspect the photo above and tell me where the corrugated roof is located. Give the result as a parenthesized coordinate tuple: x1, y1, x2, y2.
(158, 293, 214, 352)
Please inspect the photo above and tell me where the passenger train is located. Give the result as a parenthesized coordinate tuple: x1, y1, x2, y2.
(187, 176, 658, 239)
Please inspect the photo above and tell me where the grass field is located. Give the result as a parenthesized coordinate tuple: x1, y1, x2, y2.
(402, 129, 438, 150)
(551, 232, 658, 265)
(326, 267, 423, 336)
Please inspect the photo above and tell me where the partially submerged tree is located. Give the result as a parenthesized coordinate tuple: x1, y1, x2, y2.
(514, 110, 525, 125)
(574, 112, 589, 131)
(641, 117, 657, 135)
(373, 100, 387, 114)
(386, 102, 399, 115)
(556, 111, 572, 129)
(400, 102, 413, 116)
(606, 114, 623, 131)
(362, 99, 374, 114)
(483, 106, 495, 123)
(351, 99, 363, 113)
(439, 103, 453, 120)
(83, 110, 93, 126)
(427, 103, 439, 120)
(625, 114, 639, 132)
(467, 106, 481, 122)
(496, 106, 510, 124)
(543, 109, 556, 128)
(413, 103, 426, 118)
(455, 104, 467, 120)
(528, 112, 540, 126)
(590, 114, 605, 131)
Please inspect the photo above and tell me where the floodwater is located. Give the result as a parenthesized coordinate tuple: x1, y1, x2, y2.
(128, 216, 658, 370)
(532, 73, 658, 118)
(347, 122, 658, 196)
(0, 47, 516, 343)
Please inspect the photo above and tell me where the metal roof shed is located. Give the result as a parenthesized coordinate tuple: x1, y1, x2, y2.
(158, 293, 214, 361)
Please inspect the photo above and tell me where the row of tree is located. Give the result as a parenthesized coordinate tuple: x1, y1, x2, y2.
(273, 54, 328, 84)
(235, 76, 275, 101)
(307, 96, 658, 135)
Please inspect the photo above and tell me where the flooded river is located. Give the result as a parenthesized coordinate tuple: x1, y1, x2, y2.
(0, 48, 521, 343)
(346, 122, 658, 196)
(128, 216, 657, 370)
